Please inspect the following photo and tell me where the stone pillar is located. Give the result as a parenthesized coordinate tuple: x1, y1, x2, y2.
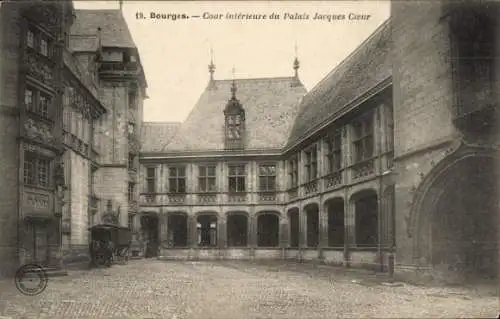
(249, 214, 257, 258)
(217, 216, 226, 259)
(299, 207, 307, 261)
(158, 213, 168, 253)
(279, 215, 289, 259)
(318, 201, 328, 261)
(188, 214, 198, 260)
(344, 199, 355, 267)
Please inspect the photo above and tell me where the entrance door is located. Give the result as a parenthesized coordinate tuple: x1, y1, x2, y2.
(33, 222, 49, 265)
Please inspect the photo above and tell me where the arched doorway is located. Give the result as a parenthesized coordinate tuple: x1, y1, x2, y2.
(287, 208, 300, 248)
(167, 213, 188, 247)
(257, 213, 280, 247)
(304, 203, 319, 248)
(413, 154, 498, 281)
(227, 213, 248, 247)
(141, 213, 159, 258)
(325, 198, 345, 247)
(350, 189, 378, 248)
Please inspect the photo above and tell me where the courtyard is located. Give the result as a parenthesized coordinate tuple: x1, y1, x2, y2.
(0, 260, 497, 319)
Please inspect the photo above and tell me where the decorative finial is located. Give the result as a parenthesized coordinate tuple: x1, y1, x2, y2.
(231, 66, 237, 99)
(293, 41, 300, 78)
(119, 0, 123, 11)
(208, 47, 215, 81)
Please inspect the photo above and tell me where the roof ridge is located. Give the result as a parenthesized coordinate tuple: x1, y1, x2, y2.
(214, 76, 296, 82)
(305, 18, 391, 97)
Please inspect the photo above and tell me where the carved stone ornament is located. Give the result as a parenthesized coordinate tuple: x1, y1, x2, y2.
(23, 53, 54, 85)
(24, 118, 55, 144)
(23, 3, 63, 31)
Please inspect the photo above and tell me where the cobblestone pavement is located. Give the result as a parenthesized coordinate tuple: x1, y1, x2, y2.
(0, 260, 498, 319)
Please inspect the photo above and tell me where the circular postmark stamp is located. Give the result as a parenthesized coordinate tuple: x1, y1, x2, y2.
(14, 264, 48, 296)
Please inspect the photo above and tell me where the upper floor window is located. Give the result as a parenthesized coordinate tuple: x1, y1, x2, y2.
(128, 213, 134, 230)
(259, 164, 277, 191)
(168, 166, 186, 193)
(228, 164, 246, 193)
(288, 155, 298, 188)
(199, 165, 216, 192)
(40, 37, 49, 57)
(326, 130, 342, 173)
(24, 88, 34, 111)
(62, 107, 70, 131)
(23, 152, 51, 188)
(304, 145, 318, 182)
(38, 93, 50, 119)
(145, 167, 156, 193)
(386, 104, 394, 152)
(352, 113, 374, 163)
(26, 29, 35, 48)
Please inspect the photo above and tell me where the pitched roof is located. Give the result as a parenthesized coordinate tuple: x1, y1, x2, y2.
(286, 19, 392, 149)
(163, 77, 307, 152)
(71, 10, 136, 49)
(141, 122, 181, 153)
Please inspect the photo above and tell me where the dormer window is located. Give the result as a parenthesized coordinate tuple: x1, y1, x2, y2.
(224, 80, 245, 150)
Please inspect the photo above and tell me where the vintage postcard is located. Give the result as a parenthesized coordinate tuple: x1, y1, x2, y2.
(0, 0, 498, 318)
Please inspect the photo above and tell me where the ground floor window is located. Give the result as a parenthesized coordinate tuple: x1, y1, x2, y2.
(327, 199, 345, 247)
(288, 210, 299, 248)
(306, 207, 319, 248)
(354, 191, 378, 247)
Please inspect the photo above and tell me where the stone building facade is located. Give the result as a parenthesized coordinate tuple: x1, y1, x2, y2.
(140, 1, 499, 283)
(0, 1, 146, 277)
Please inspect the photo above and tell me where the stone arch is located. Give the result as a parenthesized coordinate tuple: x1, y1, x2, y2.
(410, 147, 499, 281)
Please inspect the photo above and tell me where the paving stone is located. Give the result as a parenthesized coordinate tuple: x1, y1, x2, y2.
(0, 260, 496, 318)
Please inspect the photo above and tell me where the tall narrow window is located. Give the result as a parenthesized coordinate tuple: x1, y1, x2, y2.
(37, 158, 49, 187)
(146, 167, 156, 193)
(24, 88, 34, 112)
(259, 164, 276, 191)
(26, 29, 35, 48)
(40, 37, 48, 56)
(199, 165, 216, 192)
(304, 146, 318, 182)
(352, 113, 374, 163)
(228, 164, 246, 193)
(168, 166, 186, 193)
(325, 130, 342, 173)
(128, 90, 136, 109)
(128, 213, 134, 230)
(23, 156, 35, 185)
(38, 93, 50, 119)
(288, 155, 298, 188)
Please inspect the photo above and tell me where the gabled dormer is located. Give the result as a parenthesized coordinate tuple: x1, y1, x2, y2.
(224, 80, 245, 150)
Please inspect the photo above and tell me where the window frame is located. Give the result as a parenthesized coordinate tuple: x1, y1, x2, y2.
(288, 155, 298, 189)
(168, 166, 186, 194)
(198, 164, 217, 193)
(228, 164, 246, 193)
(23, 152, 51, 189)
(258, 163, 277, 192)
(325, 130, 342, 174)
(145, 167, 156, 193)
(352, 113, 374, 163)
(26, 28, 35, 49)
(304, 145, 318, 182)
(128, 182, 135, 201)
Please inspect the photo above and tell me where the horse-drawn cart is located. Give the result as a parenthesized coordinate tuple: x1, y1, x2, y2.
(89, 223, 132, 267)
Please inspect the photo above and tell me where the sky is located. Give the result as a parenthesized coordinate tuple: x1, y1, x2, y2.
(73, 1, 391, 123)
